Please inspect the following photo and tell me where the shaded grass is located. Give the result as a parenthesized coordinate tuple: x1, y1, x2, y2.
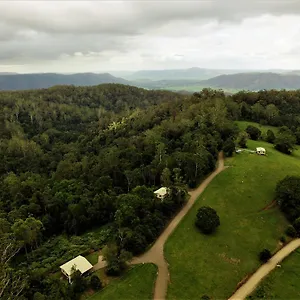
(165, 140, 300, 300)
(249, 249, 300, 299)
(85, 251, 99, 265)
(88, 264, 157, 300)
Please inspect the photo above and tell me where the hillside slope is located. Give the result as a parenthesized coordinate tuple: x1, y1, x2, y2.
(199, 72, 300, 90)
(127, 67, 245, 81)
(0, 72, 130, 90)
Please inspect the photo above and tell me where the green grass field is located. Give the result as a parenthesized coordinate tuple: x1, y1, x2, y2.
(88, 264, 157, 300)
(249, 249, 300, 299)
(164, 85, 239, 94)
(235, 121, 279, 136)
(165, 139, 300, 300)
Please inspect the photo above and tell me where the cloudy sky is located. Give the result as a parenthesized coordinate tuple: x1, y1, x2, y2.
(1, 0, 300, 73)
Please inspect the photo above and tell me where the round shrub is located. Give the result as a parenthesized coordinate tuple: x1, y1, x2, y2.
(286, 225, 297, 237)
(195, 206, 220, 234)
(259, 249, 272, 263)
(90, 275, 102, 290)
(280, 236, 286, 243)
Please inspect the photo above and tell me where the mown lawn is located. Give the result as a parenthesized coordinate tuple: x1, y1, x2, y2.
(249, 248, 300, 299)
(165, 140, 300, 300)
(88, 264, 157, 300)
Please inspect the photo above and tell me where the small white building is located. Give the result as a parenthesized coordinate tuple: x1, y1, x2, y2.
(256, 147, 266, 155)
(60, 255, 93, 283)
(154, 187, 169, 200)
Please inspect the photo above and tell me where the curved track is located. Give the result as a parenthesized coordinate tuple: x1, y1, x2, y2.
(229, 239, 300, 300)
(131, 152, 226, 300)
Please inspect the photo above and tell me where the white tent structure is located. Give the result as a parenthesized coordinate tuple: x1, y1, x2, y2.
(60, 255, 93, 283)
(154, 187, 169, 200)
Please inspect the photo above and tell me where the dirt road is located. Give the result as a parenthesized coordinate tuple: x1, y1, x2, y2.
(131, 152, 226, 300)
(229, 238, 300, 300)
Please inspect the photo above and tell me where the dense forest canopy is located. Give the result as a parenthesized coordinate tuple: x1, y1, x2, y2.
(0, 84, 236, 299)
(1, 84, 300, 299)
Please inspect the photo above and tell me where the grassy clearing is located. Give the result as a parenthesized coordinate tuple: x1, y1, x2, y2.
(235, 121, 279, 136)
(85, 251, 99, 265)
(165, 139, 300, 300)
(164, 85, 239, 93)
(87, 264, 157, 300)
(249, 248, 300, 299)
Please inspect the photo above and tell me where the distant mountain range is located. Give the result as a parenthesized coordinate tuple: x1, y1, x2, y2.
(123, 67, 246, 81)
(0, 73, 129, 91)
(1, 69, 300, 92)
(199, 72, 300, 91)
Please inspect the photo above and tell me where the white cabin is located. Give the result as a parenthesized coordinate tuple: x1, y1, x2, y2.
(256, 147, 266, 155)
(154, 187, 169, 200)
(60, 255, 93, 283)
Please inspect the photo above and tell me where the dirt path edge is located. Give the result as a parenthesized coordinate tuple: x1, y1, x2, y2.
(131, 152, 226, 300)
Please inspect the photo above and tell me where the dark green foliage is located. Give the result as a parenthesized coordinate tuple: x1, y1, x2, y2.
(90, 275, 102, 290)
(280, 236, 286, 243)
(293, 217, 300, 234)
(0, 84, 237, 298)
(274, 132, 296, 154)
(266, 129, 276, 143)
(71, 269, 88, 294)
(102, 244, 131, 276)
(201, 295, 210, 300)
(295, 128, 300, 145)
(246, 125, 261, 140)
(259, 249, 272, 262)
(223, 138, 235, 157)
(276, 176, 300, 221)
(33, 292, 46, 300)
(195, 206, 220, 234)
(230, 90, 300, 129)
(286, 225, 297, 237)
(237, 131, 248, 148)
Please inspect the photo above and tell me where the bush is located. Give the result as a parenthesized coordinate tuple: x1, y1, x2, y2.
(286, 225, 297, 237)
(259, 249, 272, 263)
(280, 236, 286, 243)
(33, 292, 46, 300)
(223, 138, 235, 157)
(246, 125, 261, 140)
(266, 129, 275, 143)
(71, 270, 87, 294)
(195, 206, 220, 234)
(237, 131, 248, 148)
(106, 261, 122, 276)
(274, 132, 296, 154)
(276, 176, 300, 221)
(293, 217, 300, 234)
(90, 275, 102, 290)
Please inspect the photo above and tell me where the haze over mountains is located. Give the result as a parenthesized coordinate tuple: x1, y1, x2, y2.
(1, 68, 300, 92)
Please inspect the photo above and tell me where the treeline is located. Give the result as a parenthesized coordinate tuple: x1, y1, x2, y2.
(224, 89, 300, 153)
(229, 89, 300, 130)
(0, 85, 236, 299)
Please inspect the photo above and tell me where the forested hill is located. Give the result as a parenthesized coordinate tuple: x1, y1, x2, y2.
(199, 72, 300, 90)
(0, 84, 236, 299)
(3, 71, 300, 92)
(0, 72, 129, 90)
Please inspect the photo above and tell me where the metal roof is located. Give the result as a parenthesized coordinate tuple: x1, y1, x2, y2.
(60, 255, 93, 276)
(154, 187, 168, 196)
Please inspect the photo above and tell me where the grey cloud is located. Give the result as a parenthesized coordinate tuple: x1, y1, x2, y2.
(0, 0, 300, 71)
(1, 1, 300, 36)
